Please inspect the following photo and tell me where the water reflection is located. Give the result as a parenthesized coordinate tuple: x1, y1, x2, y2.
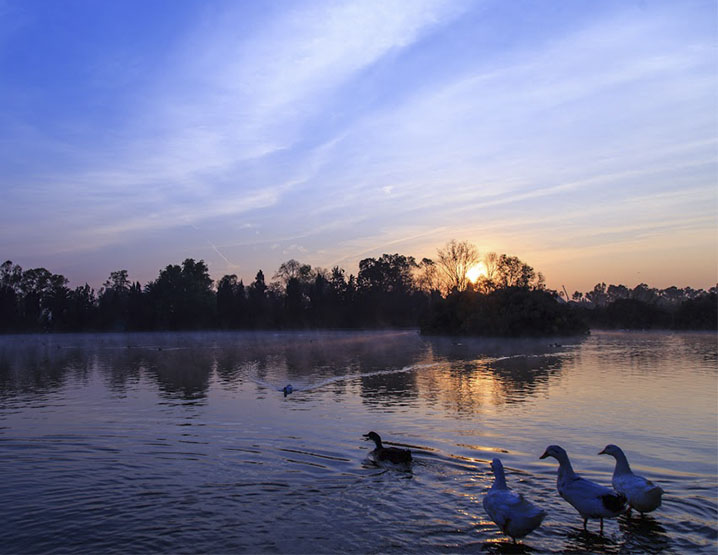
(617, 514, 672, 553)
(489, 354, 564, 403)
(0, 331, 582, 411)
(0, 331, 715, 554)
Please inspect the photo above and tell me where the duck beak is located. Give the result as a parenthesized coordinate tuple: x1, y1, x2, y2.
(362, 434, 370, 440)
(598, 448, 606, 455)
(539, 450, 549, 459)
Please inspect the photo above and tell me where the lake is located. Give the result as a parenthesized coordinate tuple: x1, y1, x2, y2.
(0, 330, 715, 553)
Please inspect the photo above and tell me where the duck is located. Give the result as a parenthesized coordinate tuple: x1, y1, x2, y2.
(363, 431, 412, 465)
(599, 444, 664, 516)
(282, 384, 294, 397)
(540, 445, 626, 533)
(483, 458, 546, 543)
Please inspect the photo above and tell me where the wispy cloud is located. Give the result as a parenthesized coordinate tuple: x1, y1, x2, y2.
(1, 0, 468, 255)
(0, 0, 714, 291)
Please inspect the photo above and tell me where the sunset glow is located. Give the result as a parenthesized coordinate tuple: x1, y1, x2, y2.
(466, 262, 488, 284)
(0, 1, 715, 293)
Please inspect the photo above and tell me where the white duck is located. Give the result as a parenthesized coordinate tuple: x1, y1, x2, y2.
(599, 444, 664, 516)
(540, 445, 626, 533)
(483, 458, 546, 543)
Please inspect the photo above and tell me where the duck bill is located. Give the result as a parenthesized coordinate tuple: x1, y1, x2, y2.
(539, 450, 549, 459)
(598, 448, 607, 455)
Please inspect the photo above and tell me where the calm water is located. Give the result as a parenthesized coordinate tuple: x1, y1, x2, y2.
(0, 330, 715, 553)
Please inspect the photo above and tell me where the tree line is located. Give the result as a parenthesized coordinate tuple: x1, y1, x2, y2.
(0, 241, 715, 335)
(568, 282, 717, 330)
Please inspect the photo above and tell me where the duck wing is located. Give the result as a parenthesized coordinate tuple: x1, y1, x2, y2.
(560, 476, 625, 517)
(483, 489, 515, 530)
(614, 473, 663, 496)
(376, 447, 412, 464)
(614, 473, 663, 511)
(484, 489, 546, 537)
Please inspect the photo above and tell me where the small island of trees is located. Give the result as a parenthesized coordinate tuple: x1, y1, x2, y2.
(0, 240, 715, 336)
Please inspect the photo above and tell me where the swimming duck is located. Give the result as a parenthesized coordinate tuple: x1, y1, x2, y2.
(282, 384, 293, 397)
(483, 458, 546, 543)
(540, 445, 626, 533)
(363, 431, 412, 465)
(599, 444, 664, 516)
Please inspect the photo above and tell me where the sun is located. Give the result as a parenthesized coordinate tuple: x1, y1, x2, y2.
(466, 262, 488, 284)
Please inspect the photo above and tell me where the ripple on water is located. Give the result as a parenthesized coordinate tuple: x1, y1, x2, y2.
(0, 330, 715, 553)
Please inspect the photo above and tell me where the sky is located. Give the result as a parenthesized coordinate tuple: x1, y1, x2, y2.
(1, 0, 716, 294)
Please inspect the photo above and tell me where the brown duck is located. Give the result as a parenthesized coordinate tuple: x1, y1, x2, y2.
(363, 431, 412, 465)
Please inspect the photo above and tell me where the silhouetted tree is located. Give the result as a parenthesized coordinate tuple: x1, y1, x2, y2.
(127, 282, 148, 330)
(421, 287, 588, 337)
(435, 240, 480, 294)
(0, 261, 21, 331)
(217, 274, 247, 329)
(674, 292, 717, 330)
(146, 259, 214, 329)
(495, 255, 536, 289)
(607, 284, 630, 303)
(585, 282, 608, 306)
(483, 252, 499, 282)
(605, 298, 668, 329)
(98, 270, 131, 330)
(631, 283, 658, 304)
(66, 284, 97, 331)
(273, 259, 314, 289)
(247, 270, 269, 328)
(413, 258, 441, 293)
(357, 254, 423, 327)
(0, 252, 714, 335)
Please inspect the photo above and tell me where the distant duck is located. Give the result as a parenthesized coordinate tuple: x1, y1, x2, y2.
(282, 384, 294, 397)
(599, 444, 664, 516)
(540, 445, 626, 533)
(483, 458, 546, 543)
(363, 431, 412, 465)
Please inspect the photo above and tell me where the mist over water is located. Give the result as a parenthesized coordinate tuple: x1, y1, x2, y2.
(0, 330, 715, 553)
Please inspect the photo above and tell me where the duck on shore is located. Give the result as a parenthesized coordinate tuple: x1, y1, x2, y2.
(363, 431, 412, 465)
(599, 444, 664, 516)
(540, 445, 626, 533)
(483, 458, 546, 543)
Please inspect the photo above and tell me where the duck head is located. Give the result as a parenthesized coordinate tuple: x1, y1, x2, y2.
(363, 431, 382, 447)
(489, 458, 504, 474)
(598, 444, 621, 457)
(540, 445, 568, 461)
(598, 443, 631, 472)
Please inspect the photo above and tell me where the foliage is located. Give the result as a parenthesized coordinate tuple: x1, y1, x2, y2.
(145, 259, 215, 330)
(0, 253, 713, 334)
(573, 282, 717, 331)
(421, 287, 589, 337)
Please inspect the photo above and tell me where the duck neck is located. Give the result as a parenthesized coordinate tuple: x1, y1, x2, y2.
(492, 468, 508, 490)
(556, 453, 576, 479)
(371, 436, 383, 449)
(612, 451, 632, 475)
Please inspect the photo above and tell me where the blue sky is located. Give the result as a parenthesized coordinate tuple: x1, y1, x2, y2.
(1, 0, 716, 293)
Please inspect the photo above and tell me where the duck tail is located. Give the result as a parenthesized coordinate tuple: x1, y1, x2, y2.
(602, 492, 627, 513)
